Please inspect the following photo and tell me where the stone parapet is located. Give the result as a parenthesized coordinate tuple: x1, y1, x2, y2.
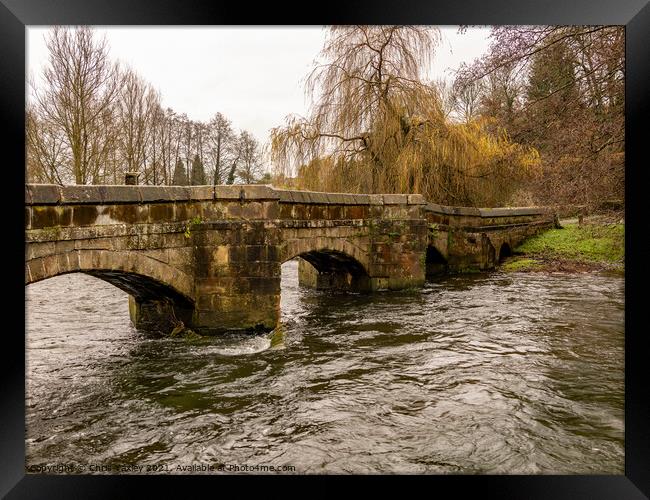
(275, 189, 426, 206)
(425, 202, 550, 217)
(26, 184, 281, 205)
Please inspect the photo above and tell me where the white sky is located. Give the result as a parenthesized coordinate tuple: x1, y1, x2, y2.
(26, 26, 491, 146)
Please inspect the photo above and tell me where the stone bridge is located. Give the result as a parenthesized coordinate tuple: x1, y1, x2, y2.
(25, 184, 556, 334)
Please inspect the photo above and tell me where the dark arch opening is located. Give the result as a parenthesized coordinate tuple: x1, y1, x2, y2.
(86, 270, 194, 333)
(27, 270, 194, 334)
(499, 243, 513, 262)
(83, 270, 193, 307)
(425, 245, 448, 278)
(287, 249, 371, 293)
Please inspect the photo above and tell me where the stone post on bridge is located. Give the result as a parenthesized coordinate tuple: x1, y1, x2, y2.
(124, 172, 140, 185)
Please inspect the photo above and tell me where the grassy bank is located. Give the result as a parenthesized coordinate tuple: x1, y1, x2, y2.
(500, 219, 624, 274)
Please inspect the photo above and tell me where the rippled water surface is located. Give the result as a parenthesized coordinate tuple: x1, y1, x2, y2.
(26, 261, 624, 474)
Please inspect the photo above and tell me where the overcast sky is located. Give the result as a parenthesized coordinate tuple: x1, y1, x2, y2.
(26, 26, 491, 146)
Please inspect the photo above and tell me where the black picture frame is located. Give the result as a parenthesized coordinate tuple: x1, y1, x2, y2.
(3, 1, 648, 497)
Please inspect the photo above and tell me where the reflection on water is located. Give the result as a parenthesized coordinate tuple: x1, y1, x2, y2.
(25, 260, 624, 474)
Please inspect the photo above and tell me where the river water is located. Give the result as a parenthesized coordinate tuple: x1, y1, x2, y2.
(25, 260, 624, 474)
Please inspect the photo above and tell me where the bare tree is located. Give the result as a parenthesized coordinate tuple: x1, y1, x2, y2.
(26, 26, 295, 191)
(148, 103, 164, 184)
(206, 113, 235, 185)
(31, 26, 120, 184)
(455, 25, 624, 209)
(180, 113, 194, 184)
(450, 79, 484, 124)
(26, 105, 68, 184)
(236, 131, 264, 184)
(115, 67, 160, 183)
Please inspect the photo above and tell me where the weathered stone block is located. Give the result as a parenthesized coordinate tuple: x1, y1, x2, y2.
(479, 207, 547, 217)
(229, 261, 280, 277)
(215, 185, 244, 200)
(42, 254, 60, 278)
(138, 233, 165, 249)
(408, 194, 427, 205)
(210, 246, 229, 266)
(28, 184, 61, 205)
(201, 203, 228, 222)
(266, 245, 280, 262)
(242, 185, 280, 200)
(74, 237, 112, 251)
(196, 293, 215, 309)
(247, 277, 281, 294)
(342, 194, 358, 205)
(139, 186, 172, 203)
(290, 191, 309, 204)
(195, 277, 231, 295)
(226, 203, 244, 218)
(100, 185, 141, 203)
(309, 192, 329, 204)
(241, 202, 265, 219)
(183, 202, 204, 220)
(59, 185, 104, 204)
(262, 201, 280, 220)
(189, 186, 214, 201)
(147, 203, 174, 223)
(276, 190, 293, 203)
(165, 186, 191, 201)
(346, 206, 365, 219)
(382, 194, 408, 205)
(228, 245, 247, 263)
(71, 205, 101, 226)
(353, 194, 371, 205)
(108, 204, 139, 224)
(245, 245, 267, 262)
(26, 241, 54, 260)
(27, 259, 46, 283)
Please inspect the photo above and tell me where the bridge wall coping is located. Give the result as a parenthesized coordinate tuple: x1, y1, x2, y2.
(25, 184, 428, 207)
(274, 190, 426, 206)
(25, 184, 546, 216)
(425, 203, 550, 217)
(26, 184, 281, 205)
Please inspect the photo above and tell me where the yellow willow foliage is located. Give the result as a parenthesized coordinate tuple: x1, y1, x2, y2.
(270, 26, 539, 206)
(278, 116, 540, 207)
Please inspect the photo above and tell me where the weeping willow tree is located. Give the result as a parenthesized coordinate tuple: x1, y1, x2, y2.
(271, 25, 540, 206)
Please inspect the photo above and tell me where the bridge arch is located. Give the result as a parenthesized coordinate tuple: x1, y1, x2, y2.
(280, 237, 371, 292)
(26, 249, 195, 305)
(498, 242, 513, 262)
(281, 237, 369, 271)
(425, 244, 448, 278)
(26, 249, 197, 332)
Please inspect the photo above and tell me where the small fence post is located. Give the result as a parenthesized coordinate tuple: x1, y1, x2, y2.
(125, 172, 140, 185)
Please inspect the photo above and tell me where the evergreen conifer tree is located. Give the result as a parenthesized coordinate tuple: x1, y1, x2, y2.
(190, 154, 206, 185)
(172, 158, 187, 185)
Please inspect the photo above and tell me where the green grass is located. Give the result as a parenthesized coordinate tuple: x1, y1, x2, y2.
(501, 258, 543, 272)
(515, 223, 624, 263)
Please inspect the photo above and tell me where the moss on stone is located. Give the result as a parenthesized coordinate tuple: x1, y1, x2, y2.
(184, 215, 205, 239)
(39, 225, 62, 240)
(501, 257, 542, 272)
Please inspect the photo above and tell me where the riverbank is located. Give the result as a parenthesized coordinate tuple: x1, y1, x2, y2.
(500, 214, 624, 274)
